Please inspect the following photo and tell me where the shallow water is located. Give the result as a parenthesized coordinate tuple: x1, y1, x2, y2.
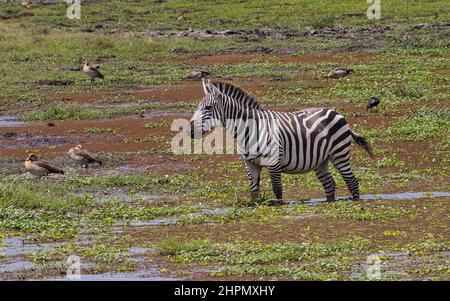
(289, 191, 450, 206)
(201, 207, 234, 215)
(0, 237, 92, 275)
(115, 216, 179, 227)
(0, 260, 36, 273)
(46, 266, 177, 281)
(0, 237, 66, 257)
(77, 188, 177, 203)
(0, 115, 25, 127)
(114, 191, 450, 227)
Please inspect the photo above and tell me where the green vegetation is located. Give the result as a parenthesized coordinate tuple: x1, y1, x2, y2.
(320, 202, 416, 221)
(0, 0, 448, 281)
(83, 127, 117, 135)
(157, 236, 372, 280)
(387, 108, 450, 142)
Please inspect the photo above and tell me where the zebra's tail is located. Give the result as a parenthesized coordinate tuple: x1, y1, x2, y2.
(350, 130, 374, 159)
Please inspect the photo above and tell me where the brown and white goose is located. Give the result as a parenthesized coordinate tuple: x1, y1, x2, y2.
(24, 154, 64, 178)
(326, 68, 353, 79)
(68, 145, 102, 168)
(83, 61, 104, 83)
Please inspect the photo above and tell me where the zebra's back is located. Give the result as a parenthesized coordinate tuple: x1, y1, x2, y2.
(275, 108, 352, 173)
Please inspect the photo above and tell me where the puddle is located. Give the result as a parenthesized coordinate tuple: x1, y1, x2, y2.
(129, 247, 150, 256)
(0, 260, 36, 273)
(0, 115, 25, 127)
(114, 164, 152, 173)
(0, 237, 66, 257)
(48, 265, 177, 281)
(353, 250, 449, 280)
(75, 271, 175, 281)
(83, 102, 140, 110)
(0, 136, 74, 149)
(289, 191, 450, 206)
(0, 237, 46, 273)
(108, 191, 450, 229)
(201, 208, 234, 215)
(77, 188, 177, 203)
(282, 213, 321, 221)
(148, 162, 194, 171)
(115, 216, 179, 227)
(138, 110, 191, 119)
(115, 206, 235, 227)
(0, 236, 92, 275)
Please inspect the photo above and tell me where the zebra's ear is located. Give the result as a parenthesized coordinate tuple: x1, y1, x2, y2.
(201, 78, 210, 95)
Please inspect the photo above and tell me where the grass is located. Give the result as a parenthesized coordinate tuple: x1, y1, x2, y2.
(0, 179, 92, 211)
(19, 104, 149, 121)
(387, 108, 450, 142)
(320, 202, 417, 221)
(0, 1, 448, 100)
(87, 202, 198, 221)
(83, 127, 117, 135)
(3, 0, 449, 31)
(157, 235, 372, 279)
(0, 0, 449, 281)
(143, 120, 170, 129)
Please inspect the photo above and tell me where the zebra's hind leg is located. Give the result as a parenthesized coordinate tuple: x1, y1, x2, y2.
(314, 161, 336, 202)
(244, 160, 262, 200)
(331, 155, 360, 200)
(268, 164, 283, 200)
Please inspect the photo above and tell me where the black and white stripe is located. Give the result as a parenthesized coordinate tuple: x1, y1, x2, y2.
(191, 81, 374, 201)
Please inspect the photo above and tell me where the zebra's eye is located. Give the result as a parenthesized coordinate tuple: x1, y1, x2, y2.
(204, 105, 212, 110)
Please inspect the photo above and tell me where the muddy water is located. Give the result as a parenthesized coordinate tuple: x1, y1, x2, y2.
(45, 245, 178, 281)
(353, 250, 450, 280)
(0, 236, 92, 275)
(0, 115, 25, 127)
(0, 237, 64, 274)
(0, 237, 66, 257)
(0, 135, 74, 149)
(61, 269, 177, 281)
(0, 236, 174, 280)
(113, 191, 450, 228)
(44, 265, 178, 281)
(289, 191, 450, 206)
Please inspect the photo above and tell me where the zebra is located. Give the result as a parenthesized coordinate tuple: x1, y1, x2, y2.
(189, 79, 374, 201)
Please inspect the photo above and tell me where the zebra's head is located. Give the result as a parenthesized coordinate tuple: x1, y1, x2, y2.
(190, 79, 224, 139)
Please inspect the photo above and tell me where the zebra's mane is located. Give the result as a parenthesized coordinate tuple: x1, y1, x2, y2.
(211, 82, 263, 110)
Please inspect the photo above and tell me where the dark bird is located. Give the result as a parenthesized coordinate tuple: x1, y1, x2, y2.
(367, 96, 380, 111)
(68, 145, 102, 168)
(24, 154, 64, 178)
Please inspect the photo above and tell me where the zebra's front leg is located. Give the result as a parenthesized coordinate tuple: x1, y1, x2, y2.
(268, 165, 283, 200)
(314, 161, 336, 202)
(244, 161, 262, 199)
